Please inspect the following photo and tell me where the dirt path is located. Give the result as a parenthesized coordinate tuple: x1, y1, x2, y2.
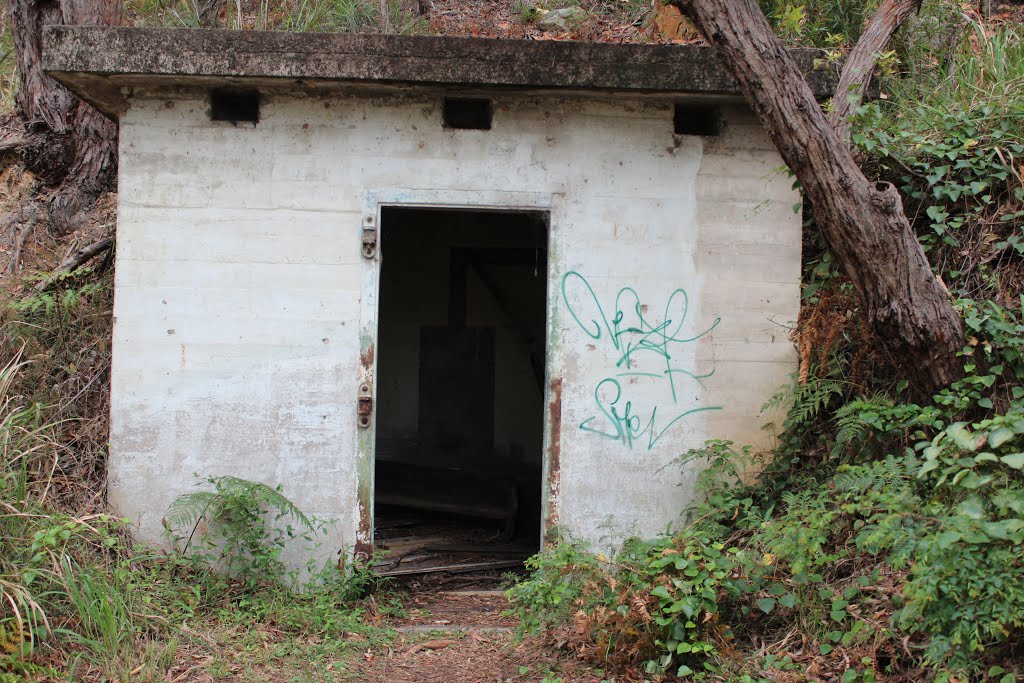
(349, 590, 609, 683)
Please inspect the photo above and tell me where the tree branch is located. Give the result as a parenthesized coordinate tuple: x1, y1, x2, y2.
(829, 0, 920, 143)
(32, 236, 113, 293)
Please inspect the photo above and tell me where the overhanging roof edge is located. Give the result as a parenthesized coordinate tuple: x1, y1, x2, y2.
(43, 26, 838, 119)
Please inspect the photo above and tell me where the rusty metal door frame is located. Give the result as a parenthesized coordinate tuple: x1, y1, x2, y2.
(355, 189, 558, 557)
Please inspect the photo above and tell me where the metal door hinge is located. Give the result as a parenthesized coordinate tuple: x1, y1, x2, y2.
(362, 216, 377, 259)
(357, 382, 373, 428)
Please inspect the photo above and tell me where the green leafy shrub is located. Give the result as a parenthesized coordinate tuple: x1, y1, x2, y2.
(757, 0, 874, 47)
(509, 533, 736, 678)
(898, 410, 1024, 669)
(506, 540, 603, 636)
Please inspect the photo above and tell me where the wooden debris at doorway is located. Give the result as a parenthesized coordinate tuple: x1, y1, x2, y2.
(376, 559, 523, 577)
(422, 543, 535, 555)
(372, 518, 534, 577)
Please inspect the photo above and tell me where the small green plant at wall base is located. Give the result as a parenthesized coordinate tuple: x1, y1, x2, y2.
(506, 541, 603, 636)
(165, 475, 327, 590)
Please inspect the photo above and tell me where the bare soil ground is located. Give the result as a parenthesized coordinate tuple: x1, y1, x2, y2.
(425, 0, 654, 43)
(350, 588, 611, 683)
(136, 585, 612, 683)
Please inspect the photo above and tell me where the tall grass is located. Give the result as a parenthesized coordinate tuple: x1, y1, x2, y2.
(57, 557, 140, 673)
(0, 351, 56, 666)
(892, 19, 1024, 138)
(0, 350, 151, 679)
(0, 356, 56, 675)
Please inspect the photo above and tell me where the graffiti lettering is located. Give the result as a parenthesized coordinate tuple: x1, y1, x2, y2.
(562, 271, 721, 450)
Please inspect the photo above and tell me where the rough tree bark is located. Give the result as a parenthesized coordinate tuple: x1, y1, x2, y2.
(11, 0, 121, 235)
(672, 0, 963, 391)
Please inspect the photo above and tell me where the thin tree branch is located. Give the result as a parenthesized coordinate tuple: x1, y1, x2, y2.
(829, 0, 921, 144)
(32, 235, 113, 293)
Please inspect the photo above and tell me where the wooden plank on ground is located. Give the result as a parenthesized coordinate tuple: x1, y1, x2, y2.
(374, 559, 523, 577)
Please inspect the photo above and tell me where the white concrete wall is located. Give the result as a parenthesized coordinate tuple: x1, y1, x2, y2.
(110, 89, 800, 561)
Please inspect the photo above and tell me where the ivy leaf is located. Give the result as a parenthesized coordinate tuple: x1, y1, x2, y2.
(1001, 453, 1024, 470)
(948, 423, 984, 451)
(995, 490, 1024, 515)
(956, 471, 990, 489)
(650, 586, 671, 600)
(962, 526, 990, 544)
(757, 598, 776, 614)
(926, 205, 949, 222)
(982, 519, 1024, 541)
(957, 496, 986, 519)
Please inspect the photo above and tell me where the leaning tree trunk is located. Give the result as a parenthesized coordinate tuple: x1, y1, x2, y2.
(11, 0, 121, 235)
(672, 0, 963, 392)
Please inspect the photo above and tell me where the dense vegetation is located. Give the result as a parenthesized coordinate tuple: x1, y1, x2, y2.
(509, 6, 1024, 681)
(2, 0, 1023, 680)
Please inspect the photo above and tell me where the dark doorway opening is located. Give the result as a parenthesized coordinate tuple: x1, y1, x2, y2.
(373, 208, 548, 576)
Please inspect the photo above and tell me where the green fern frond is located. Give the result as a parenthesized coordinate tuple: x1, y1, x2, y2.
(164, 491, 219, 531)
(209, 476, 313, 528)
(165, 476, 314, 536)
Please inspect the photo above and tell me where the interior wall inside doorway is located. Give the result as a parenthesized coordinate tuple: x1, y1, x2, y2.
(374, 208, 548, 539)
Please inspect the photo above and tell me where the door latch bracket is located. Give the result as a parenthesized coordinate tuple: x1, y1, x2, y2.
(362, 216, 377, 259)
(357, 382, 373, 428)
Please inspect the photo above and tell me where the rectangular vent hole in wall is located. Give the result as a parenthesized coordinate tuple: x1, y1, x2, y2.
(443, 97, 492, 130)
(210, 89, 260, 125)
(674, 104, 722, 136)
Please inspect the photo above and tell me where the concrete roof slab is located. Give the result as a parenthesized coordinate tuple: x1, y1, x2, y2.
(43, 26, 837, 118)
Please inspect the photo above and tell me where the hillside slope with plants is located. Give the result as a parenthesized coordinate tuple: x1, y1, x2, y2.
(509, 4, 1024, 681)
(1, 0, 1024, 681)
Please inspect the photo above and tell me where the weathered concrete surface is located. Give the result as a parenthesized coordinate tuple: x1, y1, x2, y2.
(108, 90, 800, 562)
(43, 26, 838, 118)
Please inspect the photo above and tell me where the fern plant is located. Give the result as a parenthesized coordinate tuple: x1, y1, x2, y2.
(165, 476, 324, 590)
(764, 361, 849, 437)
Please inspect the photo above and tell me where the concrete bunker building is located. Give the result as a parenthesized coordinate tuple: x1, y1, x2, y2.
(45, 27, 828, 565)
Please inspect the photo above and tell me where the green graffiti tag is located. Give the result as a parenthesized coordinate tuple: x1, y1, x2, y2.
(561, 271, 721, 450)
